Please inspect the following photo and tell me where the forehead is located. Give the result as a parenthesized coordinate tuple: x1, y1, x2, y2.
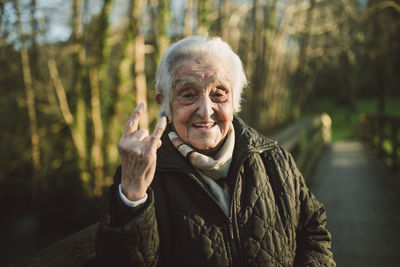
(172, 60, 231, 88)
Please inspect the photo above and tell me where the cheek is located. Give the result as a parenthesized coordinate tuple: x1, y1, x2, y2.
(216, 103, 234, 122)
(171, 101, 195, 128)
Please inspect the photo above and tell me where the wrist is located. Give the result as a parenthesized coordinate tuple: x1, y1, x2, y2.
(118, 184, 148, 207)
(120, 182, 146, 201)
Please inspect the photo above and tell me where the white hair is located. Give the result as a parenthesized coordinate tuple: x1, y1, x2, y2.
(155, 35, 248, 118)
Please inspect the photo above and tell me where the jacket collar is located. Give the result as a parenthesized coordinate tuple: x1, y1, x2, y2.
(156, 115, 277, 171)
(231, 115, 277, 155)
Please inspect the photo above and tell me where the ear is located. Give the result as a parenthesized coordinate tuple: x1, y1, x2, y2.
(156, 93, 163, 105)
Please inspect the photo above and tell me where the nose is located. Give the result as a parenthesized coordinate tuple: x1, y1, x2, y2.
(196, 95, 214, 118)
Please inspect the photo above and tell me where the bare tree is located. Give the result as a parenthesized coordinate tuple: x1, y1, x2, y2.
(14, 0, 41, 200)
(218, 0, 229, 40)
(70, 0, 90, 185)
(149, 0, 170, 62)
(87, 0, 112, 196)
(290, 0, 317, 119)
(183, 0, 194, 37)
(196, 0, 213, 36)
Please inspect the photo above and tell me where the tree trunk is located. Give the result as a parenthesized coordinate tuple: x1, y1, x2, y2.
(105, 1, 137, 175)
(47, 58, 91, 176)
(0, 3, 4, 36)
(290, 0, 316, 120)
(226, 2, 251, 52)
(15, 0, 41, 201)
(89, 67, 104, 196)
(88, 0, 112, 195)
(72, 0, 90, 186)
(105, 41, 134, 169)
(149, 0, 170, 62)
(261, 2, 294, 132)
(183, 0, 194, 37)
(218, 0, 229, 40)
(196, 0, 211, 36)
(249, 0, 265, 130)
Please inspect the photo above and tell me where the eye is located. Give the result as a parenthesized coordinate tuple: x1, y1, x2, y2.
(182, 92, 194, 99)
(178, 89, 197, 104)
(211, 87, 229, 102)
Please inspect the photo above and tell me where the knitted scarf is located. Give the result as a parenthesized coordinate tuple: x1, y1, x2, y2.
(168, 123, 235, 180)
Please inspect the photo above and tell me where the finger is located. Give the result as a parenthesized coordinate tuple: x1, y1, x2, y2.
(124, 102, 145, 135)
(149, 116, 167, 148)
(134, 128, 149, 141)
(155, 139, 162, 149)
(151, 116, 167, 139)
(145, 138, 162, 149)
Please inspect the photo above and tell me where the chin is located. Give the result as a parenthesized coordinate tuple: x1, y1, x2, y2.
(191, 142, 220, 155)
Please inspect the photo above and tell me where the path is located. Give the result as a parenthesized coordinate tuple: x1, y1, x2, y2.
(311, 141, 400, 267)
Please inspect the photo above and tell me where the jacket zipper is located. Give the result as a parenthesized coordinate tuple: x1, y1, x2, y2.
(158, 143, 277, 267)
(158, 167, 236, 265)
(186, 171, 239, 265)
(185, 171, 231, 219)
(229, 145, 276, 267)
(185, 170, 242, 267)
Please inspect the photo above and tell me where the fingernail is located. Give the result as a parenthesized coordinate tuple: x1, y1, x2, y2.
(161, 116, 167, 126)
(135, 102, 144, 112)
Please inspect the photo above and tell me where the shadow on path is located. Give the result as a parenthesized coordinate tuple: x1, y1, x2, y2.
(311, 141, 400, 267)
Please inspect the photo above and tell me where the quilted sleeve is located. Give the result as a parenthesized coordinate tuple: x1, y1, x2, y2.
(287, 153, 336, 267)
(95, 184, 160, 267)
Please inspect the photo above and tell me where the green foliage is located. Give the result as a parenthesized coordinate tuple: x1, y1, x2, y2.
(303, 97, 400, 142)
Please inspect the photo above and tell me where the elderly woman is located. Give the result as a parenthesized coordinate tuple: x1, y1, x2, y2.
(96, 36, 335, 267)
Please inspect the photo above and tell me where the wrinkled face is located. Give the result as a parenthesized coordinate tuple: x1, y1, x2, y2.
(170, 59, 234, 155)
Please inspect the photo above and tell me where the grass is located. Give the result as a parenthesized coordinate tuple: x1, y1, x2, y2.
(302, 97, 400, 142)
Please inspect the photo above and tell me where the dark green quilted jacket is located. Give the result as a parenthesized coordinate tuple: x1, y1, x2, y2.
(96, 116, 335, 267)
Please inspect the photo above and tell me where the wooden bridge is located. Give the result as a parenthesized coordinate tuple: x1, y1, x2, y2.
(312, 140, 400, 266)
(10, 114, 400, 266)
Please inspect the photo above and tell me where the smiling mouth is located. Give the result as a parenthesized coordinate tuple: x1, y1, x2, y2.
(192, 122, 217, 129)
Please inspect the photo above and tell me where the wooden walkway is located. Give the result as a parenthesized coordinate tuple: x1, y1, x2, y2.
(311, 141, 400, 267)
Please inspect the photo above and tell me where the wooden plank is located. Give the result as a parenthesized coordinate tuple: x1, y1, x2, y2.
(9, 223, 98, 266)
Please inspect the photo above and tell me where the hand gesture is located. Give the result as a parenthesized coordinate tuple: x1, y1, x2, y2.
(118, 103, 167, 201)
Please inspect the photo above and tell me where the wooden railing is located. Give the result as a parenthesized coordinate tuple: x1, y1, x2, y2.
(9, 223, 98, 266)
(273, 113, 332, 182)
(360, 114, 400, 173)
(11, 113, 332, 266)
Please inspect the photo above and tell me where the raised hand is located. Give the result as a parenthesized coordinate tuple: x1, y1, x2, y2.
(118, 102, 167, 201)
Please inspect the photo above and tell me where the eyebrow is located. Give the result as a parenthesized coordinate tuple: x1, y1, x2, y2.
(173, 74, 231, 90)
(173, 76, 198, 89)
(207, 74, 231, 85)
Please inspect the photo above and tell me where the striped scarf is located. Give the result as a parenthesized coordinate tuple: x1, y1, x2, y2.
(168, 123, 235, 180)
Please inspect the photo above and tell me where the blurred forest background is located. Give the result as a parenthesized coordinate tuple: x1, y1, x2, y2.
(0, 0, 399, 264)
